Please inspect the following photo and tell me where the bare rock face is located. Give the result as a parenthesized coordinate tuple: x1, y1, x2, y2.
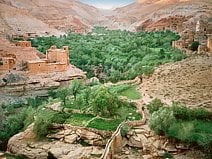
(7, 124, 110, 159)
(0, 65, 86, 105)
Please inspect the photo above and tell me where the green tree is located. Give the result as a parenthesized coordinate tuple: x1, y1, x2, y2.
(89, 86, 121, 118)
(70, 79, 84, 101)
(149, 107, 176, 135)
(0, 105, 4, 129)
(57, 87, 70, 106)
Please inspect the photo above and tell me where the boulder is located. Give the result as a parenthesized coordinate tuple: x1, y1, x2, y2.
(64, 134, 79, 144)
(47, 102, 62, 112)
(81, 129, 101, 141)
(143, 154, 153, 159)
(128, 134, 149, 148)
(164, 144, 178, 152)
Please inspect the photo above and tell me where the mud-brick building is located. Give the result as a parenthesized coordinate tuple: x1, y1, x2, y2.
(0, 57, 16, 73)
(15, 41, 32, 47)
(27, 46, 70, 74)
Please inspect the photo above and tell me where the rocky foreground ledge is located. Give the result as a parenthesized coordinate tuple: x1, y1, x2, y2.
(7, 121, 204, 159)
(7, 124, 110, 159)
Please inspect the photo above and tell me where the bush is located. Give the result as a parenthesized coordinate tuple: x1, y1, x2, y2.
(189, 41, 199, 51)
(48, 88, 57, 99)
(0, 107, 36, 143)
(33, 109, 69, 138)
(147, 98, 164, 114)
(0, 105, 4, 129)
(27, 96, 47, 108)
(163, 152, 173, 159)
(149, 107, 176, 135)
(121, 124, 130, 137)
(168, 120, 212, 146)
(171, 102, 212, 121)
(33, 110, 56, 138)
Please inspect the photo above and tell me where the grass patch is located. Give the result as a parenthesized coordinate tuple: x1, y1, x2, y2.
(117, 104, 141, 120)
(65, 113, 95, 126)
(87, 118, 122, 131)
(110, 84, 141, 100)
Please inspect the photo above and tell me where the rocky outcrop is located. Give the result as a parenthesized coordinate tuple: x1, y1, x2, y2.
(7, 124, 111, 159)
(0, 65, 86, 105)
(47, 124, 112, 146)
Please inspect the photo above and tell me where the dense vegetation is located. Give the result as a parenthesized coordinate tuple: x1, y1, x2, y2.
(0, 81, 141, 144)
(31, 27, 185, 82)
(34, 82, 141, 137)
(148, 99, 212, 158)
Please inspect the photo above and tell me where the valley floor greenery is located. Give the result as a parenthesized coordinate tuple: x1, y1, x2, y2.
(31, 27, 186, 82)
(0, 81, 142, 146)
(147, 99, 212, 159)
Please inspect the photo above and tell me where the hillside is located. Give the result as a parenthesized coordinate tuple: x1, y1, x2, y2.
(140, 55, 212, 111)
(0, 0, 104, 37)
(106, 0, 212, 31)
(1, 0, 212, 37)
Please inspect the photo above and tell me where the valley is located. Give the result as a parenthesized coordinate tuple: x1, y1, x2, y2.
(0, 0, 212, 159)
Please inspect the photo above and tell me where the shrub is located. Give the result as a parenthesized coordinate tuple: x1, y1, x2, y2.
(33, 110, 56, 138)
(0, 105, 4, 129)
(0, 107, 36, 142)
(33, 109, 69, 138)
(121, 124, 131, 137)
(147, 98, 164, 114)
(171, 102, 212, 121)
(163, 152, 173, 159)
(189, 41, 199, 51)
(48, 88, 57, 99)
(168, 120, 212, 146)
(149, 107, 176, 135)
(27, 96, 45, 108)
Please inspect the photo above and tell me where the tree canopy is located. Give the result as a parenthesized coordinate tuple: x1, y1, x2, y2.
(32, 27, 185, 82)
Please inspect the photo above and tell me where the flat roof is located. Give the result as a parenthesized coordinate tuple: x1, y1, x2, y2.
(28, 60, 46, 64)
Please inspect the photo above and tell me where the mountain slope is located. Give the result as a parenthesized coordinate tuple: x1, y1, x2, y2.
(140, 56, 212, 111)
(0, 0, 211, 37)
(107, 0, 212, 31)
(0, 0, 103, 37)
